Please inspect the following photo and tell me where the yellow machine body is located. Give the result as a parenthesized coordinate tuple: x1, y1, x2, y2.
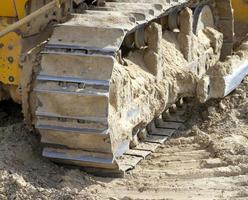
(0, 1, 17, 17)
(232, 0, 248, 22)
(0, 32, 21, 85)
(0, 0, 28, 18)
(0, 0, 246, 87)
(0, 0, 29, 86)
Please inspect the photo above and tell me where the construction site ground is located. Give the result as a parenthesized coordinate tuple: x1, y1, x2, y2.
(0, 76, 248, 200)
(0, 18, 248, 199)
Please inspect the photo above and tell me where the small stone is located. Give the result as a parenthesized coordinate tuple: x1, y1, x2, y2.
(219, 102, 226, 110)
(193, 128, 212, 148)
(169, 104, 177, 113)
(13, 176, 27, 187)
(241, 93, 247, 99)
(208, 106, 216, 115)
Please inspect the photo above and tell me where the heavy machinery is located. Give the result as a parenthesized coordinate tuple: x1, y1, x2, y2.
(232, 0, 248, 42)
(0, 0, 248, 174)
(232, 0, 248, 23)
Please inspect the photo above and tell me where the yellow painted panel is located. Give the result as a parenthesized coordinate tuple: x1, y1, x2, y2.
(0, 32, 22, 85)
(0, 0, 29, 18)
(0, 0, 17, 17)
(14, 0, 29, 18)
(232, 0, 248, 22)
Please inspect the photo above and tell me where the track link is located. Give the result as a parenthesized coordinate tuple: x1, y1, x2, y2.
(33, 0, 233, 174)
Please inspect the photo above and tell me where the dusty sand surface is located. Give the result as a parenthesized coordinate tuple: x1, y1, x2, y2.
(0, 21, 247, 200)
(1, 75, 248, 200)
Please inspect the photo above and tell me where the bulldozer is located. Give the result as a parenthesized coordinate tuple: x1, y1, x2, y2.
(232, 0, 248, 23)
(232, 0, 248, 43)
(0, 0, 248, 174)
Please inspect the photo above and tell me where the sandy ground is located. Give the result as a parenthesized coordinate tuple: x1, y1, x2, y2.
(0, 18, 248, 200)
(0, 73, 248, 200)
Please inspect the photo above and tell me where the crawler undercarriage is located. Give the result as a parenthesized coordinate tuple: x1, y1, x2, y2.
(2, 0, 248, 174)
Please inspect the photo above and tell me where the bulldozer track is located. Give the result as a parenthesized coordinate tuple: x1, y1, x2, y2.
(32, 0, 234, 175)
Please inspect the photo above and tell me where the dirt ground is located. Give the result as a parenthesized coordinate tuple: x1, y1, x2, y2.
(0, 17, 247, 200)
(0, 73, 248, 200)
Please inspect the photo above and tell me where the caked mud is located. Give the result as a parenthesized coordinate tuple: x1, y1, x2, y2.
(1, 76, 248, 200)
(0, 11, 248, 200)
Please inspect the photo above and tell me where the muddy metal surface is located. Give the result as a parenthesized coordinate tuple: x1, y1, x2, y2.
(0, 1, 247, 199)
(0, 76, 248, 199)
